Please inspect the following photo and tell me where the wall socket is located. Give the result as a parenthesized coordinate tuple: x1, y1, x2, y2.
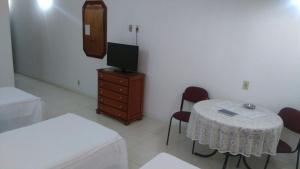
(242, 81, 250, 90)
(129, 24, 140, 33)
(129, 24, 133, 32)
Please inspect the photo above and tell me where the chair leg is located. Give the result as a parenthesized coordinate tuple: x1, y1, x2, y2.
(297, 150, 300, 169)
(179, 120, 182, 134)
(166, 117, 173, 145)
(236, 155, 242, 168)
(192, 141, 196, 154)
(264, 155, 271, 169)
(222, 153, 230, 169)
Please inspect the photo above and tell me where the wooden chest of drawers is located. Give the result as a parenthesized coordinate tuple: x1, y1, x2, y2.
(97, 69, 145, 125)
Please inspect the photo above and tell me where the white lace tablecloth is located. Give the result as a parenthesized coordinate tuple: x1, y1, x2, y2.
(187, 99, 283, 157)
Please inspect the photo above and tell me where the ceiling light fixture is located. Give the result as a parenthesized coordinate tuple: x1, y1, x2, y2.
(291, 0, 300, 10)
(37, 0, 53, 11)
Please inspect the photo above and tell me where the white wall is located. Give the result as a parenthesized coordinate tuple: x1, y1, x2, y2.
(0, 0, 14, 87)
(11, 0, 300, 121)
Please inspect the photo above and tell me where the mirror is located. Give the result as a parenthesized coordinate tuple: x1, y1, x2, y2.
(82, 0, 107, 59)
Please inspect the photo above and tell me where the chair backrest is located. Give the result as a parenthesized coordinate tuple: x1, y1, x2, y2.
(180, 87, 209, 111)
(182, 86, 209, 103)
(279, 107, 300, 134)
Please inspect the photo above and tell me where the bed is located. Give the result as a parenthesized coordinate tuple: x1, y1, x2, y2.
(0, 87, 44, 133)
(140, 153, 200, 169)
(0, 113, 128, 169)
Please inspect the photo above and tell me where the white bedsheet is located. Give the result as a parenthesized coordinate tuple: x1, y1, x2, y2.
(0, 87, 44, 133)
(0, 113, 128, 169)
(140, 153, 200, 169)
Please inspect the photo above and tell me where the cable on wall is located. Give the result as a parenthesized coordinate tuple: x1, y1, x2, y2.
(135, 26, 139, 46)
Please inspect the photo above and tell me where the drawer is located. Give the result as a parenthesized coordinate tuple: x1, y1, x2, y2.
(100, 81, 128, 95)
(100, 104, 127, 119)
(99, 73, 129, 86)
(99, 97, 127, 111)
(99, 88, 128, 103)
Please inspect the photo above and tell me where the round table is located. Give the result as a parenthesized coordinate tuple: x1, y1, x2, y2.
(187, 99, 283, 168)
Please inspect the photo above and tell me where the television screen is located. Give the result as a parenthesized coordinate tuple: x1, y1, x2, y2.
(107, 42, 139, 72)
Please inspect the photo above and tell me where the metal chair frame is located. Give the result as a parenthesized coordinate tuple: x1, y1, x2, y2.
(264, 107, 300, 169)
(166, 93, 190, 145)
(264, 140, 300, 169)
(166, 87, 208, 145)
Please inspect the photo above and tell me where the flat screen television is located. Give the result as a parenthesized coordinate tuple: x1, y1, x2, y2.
(107, 42, 139, 72)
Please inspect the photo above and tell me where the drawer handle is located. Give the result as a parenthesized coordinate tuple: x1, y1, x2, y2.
(119, 89, 123, 92)
(119, 80, 123, 83)
(119, 106, 123, 109)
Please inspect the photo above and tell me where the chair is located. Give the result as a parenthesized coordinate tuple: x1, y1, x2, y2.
(264, 107, 300, 169)
(166, 86, 209, 145)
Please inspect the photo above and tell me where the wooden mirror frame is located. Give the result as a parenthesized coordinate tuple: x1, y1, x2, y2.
(82, 0, 107, 59)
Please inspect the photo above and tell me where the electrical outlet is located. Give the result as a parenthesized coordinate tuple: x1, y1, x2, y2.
(77, 80, 80, 86)
(129, 25, 133, 32)
(242, 81, 250, 90)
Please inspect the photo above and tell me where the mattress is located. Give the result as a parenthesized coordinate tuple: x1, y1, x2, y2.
(0, 87, 44, 133)
(140, 153, 200, 169)
(0, 113, 128, 169)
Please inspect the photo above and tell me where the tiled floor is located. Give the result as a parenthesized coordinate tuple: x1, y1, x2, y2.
(15, 74, 295, 169)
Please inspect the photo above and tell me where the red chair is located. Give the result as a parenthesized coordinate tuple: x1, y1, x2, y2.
(264, 107, 300, 169)
(166, 86, 209, 145)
